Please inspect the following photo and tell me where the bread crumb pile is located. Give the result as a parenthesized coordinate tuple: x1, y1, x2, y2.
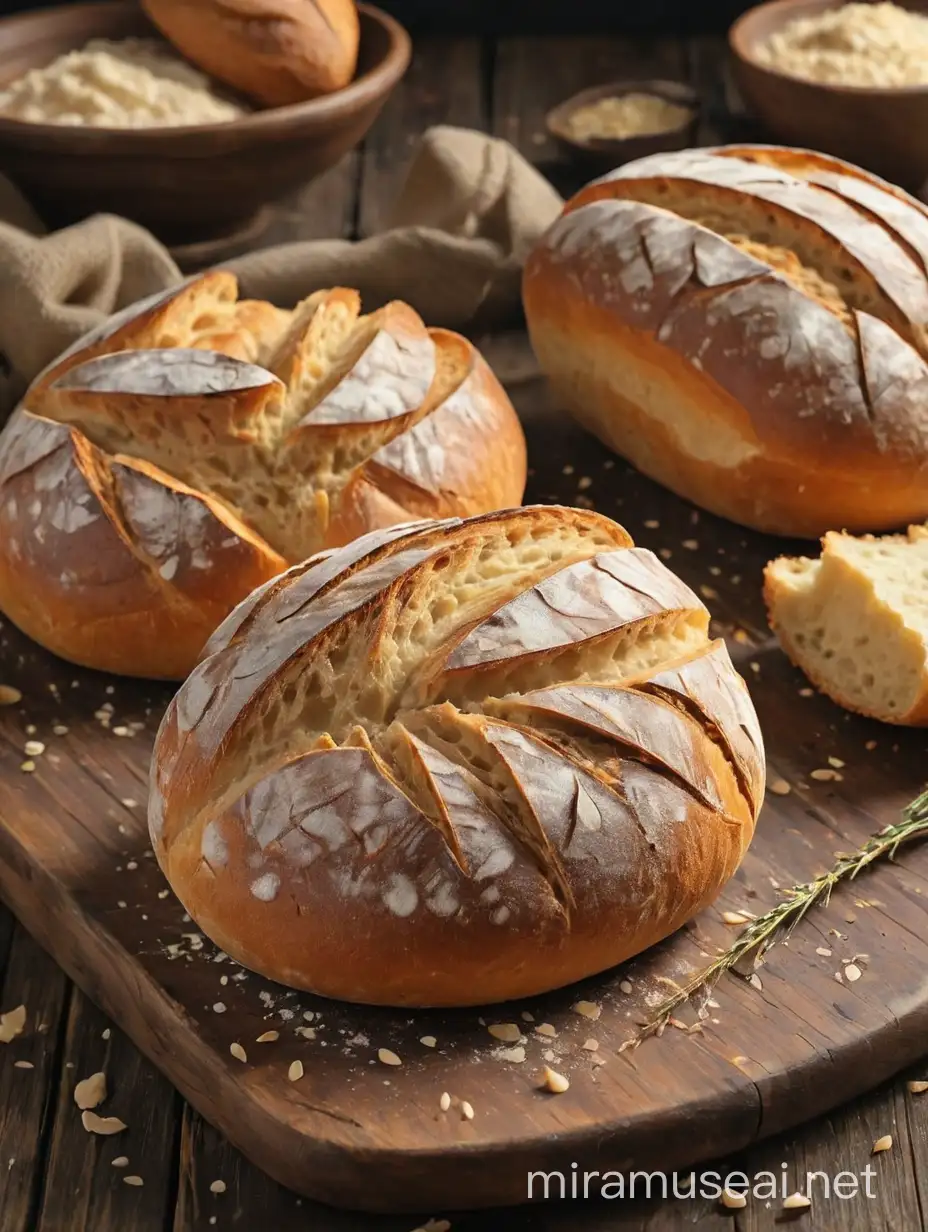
(566, 93, 693, 141)
(756, 2, 928, 87)
(0, 38, 249, 127)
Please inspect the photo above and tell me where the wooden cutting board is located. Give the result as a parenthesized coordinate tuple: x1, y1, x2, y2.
(0, 356, 926, 1214)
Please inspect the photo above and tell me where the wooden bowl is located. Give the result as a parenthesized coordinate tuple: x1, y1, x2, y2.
(546, 80, 700, 173)
(0, 0, 411, 243)
(730, 0, 928, 190)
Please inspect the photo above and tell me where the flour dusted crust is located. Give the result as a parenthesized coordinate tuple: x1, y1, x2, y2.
(0, 273, 526, 678)
(523, 144, 928, 537)
(150, 506, 764, 1006)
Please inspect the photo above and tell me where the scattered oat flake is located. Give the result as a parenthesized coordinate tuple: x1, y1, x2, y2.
(288, 1060, 304, 1082)
(488, 1023, 521, 1043)
(865, 740, 878, 751)
(811, 768, 842, 782)
(520, 1011, 534, 1022)
(782, 1193, 811, 1210)
(24, 741, 44, 757)
(14, 1061, 33, 1069)
(0, 1005, 26, 1043)
(20, 760, 35, 773)
(845, 964, 862, 983)
(828, 756, 845, 768)
(102, 1028, 111, 1040)
(749, 973, 763, 991)
(123, 1175, 144, 1187)
(81, 1111, 126, 1136)
(720, 1188, 747, 1210)
(378, 1048, 402, 1067)
(229, 1043, 247, 1063)
(682, 539, 699, 550)
(908, 1081, 928, 1094)
(74, 1072, 107, 1110)
(411, 1220, 451, 1232)
(816, 947, 833, 957)
(619, 980, 633, 994)
(722, 910, 751, 925)
(256, 1031, 279, 1043)
(420, 1035, 437, 1048)
(111, 1156, 129, 1167)
(699, 585, 718, 600)
(0, 685, 22, 705)
(582, 1038, 599, 1052)
(799, 687, 814, 697)
(52, 725, 68, 736)
(210, 1179, 227, 1194)
(534, 1023, 557, 1038)
(294, 1027, 316, 1040)
(644, 519, 660, 529)
(460, 1100, 475, 1120)
(439, 1092, 451, 1112)
(541, 1066, 569, 1094)
(872, 1135, 893, 1154)
(572, 1000, 601, 1020)
(769, 778, 791, 796)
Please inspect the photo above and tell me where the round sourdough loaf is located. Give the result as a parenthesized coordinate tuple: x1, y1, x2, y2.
(149, 506, 765, 1006)
(524, 144, 928, 538)
(0, 272, 525, 679)
(141, 0, 360, 106)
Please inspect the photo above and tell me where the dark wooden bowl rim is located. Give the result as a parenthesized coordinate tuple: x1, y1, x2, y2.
(546, 78, 700, 155)
(730, 0, 928, 98)
(0, 0, 411, 142)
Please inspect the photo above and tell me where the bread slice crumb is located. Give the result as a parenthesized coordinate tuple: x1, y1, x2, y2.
(765, 526, 928, 725)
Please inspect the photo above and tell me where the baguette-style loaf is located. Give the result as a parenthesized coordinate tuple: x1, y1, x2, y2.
(149, 506, 764, 1007)
(141, 0, 360, 106)
(524, 144, 928, 538)
(0, 273, 526, 679)
(765, 526, 928, 726)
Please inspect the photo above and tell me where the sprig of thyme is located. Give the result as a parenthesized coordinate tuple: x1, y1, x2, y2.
(632, 788, 928, 1046)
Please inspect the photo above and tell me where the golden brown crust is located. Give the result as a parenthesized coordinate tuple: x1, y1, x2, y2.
(0, 275, 526, 679)
(524, 144, 928, 538)
(141, 0, 361, 106)
(150, 508, 764, 1006)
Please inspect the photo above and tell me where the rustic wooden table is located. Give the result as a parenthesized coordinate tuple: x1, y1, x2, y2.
(1, 29, 927, 1232)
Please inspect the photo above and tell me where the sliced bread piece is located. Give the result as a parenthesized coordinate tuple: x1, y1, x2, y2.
(764, 526, 928, 725)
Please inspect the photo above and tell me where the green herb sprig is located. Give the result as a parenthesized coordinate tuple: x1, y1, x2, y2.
(632, 788, 928, 1047)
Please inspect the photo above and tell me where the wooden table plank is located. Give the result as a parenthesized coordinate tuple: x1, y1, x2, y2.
(0, 917, 71, 1232)
(34, 991, 179, 1232)
(357, 36, 487, 236)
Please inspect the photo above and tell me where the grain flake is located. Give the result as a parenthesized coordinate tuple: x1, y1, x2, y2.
(720, 1188, 747, 1209)
(74, 1071, 107, 1110)
(420, 1035, 437, 1048)
(460, 1100, 475, 1120)
(487, 1023, 521, 1043)
(0, 685, 22, 705)
(769, 778, 791, 796)
(210, 1179, 227, 1194)
(229, 1042, 247, 1063)
(123, 1175, 144, 1187)
(378, 1048, 402, 1067)
(782, 1193, 811, 1210)
(0, 1004, 26, 1043)
(288, 1060, 304, 1082)
(439, 1092, 451, 1112)
(571, 1000, 601, 1020)
(534, 1023, 557, 1038)
(111, 1157, 129, 1167)
(541, 1066, 569, 1094)
(908, 1080, 928, 1094)
(872, 1135, 893, 1154)
(81, 1110, 126, 1136)
(256, 1031, 279, 1043)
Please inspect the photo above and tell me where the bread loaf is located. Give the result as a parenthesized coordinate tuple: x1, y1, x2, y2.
(0, 272, 525, 679)
(141, 0, 360, 106)
(149, 506, 765, 1006)
(765, 526, 928, 725)
(523, 144, 928, 538)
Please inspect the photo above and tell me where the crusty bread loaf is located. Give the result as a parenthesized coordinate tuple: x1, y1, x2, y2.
(141, 0, 360, 106)
(0, 272, 526, 679)
(765, 526, 928, 726)
(523, 144, 928, 538)
(149, 506, 765, 1006)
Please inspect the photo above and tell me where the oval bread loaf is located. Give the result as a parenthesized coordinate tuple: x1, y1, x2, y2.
(0, 272, 526, 678)
(149, 506, 765, 1007)
(524, 144, 928, 538)
(141, 0, 360, 106)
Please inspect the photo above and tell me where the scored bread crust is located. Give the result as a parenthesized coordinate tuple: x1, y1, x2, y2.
(523, 144, 928, 538)
(0, 274, 526, 679)
(150, 506, 765, 1007)
(765, 526, 928, 726)
(141, 0, 360, 106)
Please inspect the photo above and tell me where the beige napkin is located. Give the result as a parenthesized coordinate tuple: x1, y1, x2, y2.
(0, 125, 563, 421)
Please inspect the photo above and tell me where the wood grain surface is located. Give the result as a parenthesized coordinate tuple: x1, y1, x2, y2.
(0, 28, 926, 1232)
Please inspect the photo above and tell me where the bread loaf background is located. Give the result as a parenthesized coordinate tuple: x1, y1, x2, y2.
(141, 0, 361, 106)
(766, 526, 928, 726)
(523, 144, 928, 538)
(149, 506, 764, 1007)
(0, 272, 526, 679)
